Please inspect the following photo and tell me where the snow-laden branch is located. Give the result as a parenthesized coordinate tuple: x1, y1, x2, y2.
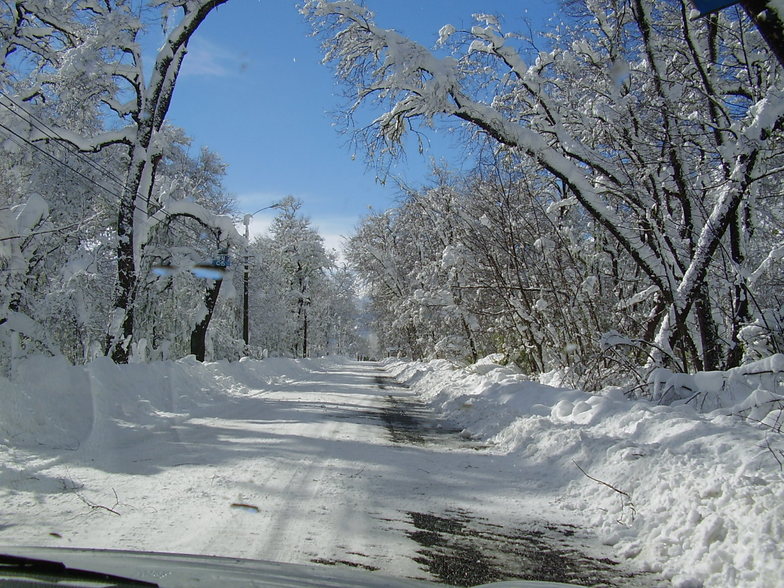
(448, 92, 672, 295)
(142, 199, 243, 253)
(308, 0, 784, 370)
(105, 63, 141, 86)
(145, 0, 229, 132)
(0, 310, 58, 354)
(100, 97, 137, 119)
(466, 24, 629, 190)
(748, 242, 784, 285)
(304, 0, 672, 295)
(27, 125, 134, 151)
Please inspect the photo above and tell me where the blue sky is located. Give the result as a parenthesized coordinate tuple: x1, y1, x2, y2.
(166, 1, 559, 251)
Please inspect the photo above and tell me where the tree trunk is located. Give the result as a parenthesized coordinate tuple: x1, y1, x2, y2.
(190, 278, 222, 362)
(106, 0, 229, 363)
(694, 282, 721, 371)
(302, 306, 309, 358)
(106, 182, 139, 363)
(725, 207, 752, 368)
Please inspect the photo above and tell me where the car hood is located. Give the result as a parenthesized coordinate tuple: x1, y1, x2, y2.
(0, 546, 578, 588)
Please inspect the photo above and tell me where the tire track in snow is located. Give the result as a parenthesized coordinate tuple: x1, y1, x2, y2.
(182, 361, 414, 574)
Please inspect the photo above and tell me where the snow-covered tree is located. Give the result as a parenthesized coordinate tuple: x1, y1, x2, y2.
(738, 0, 784, 66)
(306, 0, 784, 374)
(348, 162, 608, 373)
(247, 197, 343, 358)
(135, 143, 240, 362)
(0, 97, 118, 370)
(0, 111, 238, 369)
(2, 0, 230, 363)
(319, 264, 363, 356)
(347, 207, 427, 358)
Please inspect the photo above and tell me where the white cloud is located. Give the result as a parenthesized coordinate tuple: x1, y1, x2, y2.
(321, 232, 349, 264)
(308, 216, 357, 265)
(233, 192, 288, 241)
(235, 192, 356, 262)
(244, 217, 352, 258)
(234, 191, 288, 211)
(244, 214, 276, 240)
(180, 37, 246, 78)
(310, 219, 352, 253)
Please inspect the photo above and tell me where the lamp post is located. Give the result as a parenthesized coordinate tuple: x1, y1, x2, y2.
(242, 202, 281, 350)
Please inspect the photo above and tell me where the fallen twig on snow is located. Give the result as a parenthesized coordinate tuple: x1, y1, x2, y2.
(75, 488, 121, 516)
(230, 502, 260, 512)
(573, 460, 636, 524)
(765, 437, 784, 472)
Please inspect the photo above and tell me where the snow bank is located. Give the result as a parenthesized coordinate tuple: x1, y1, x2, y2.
(385, 357, 784, 587)
(0, 355, 336, 453)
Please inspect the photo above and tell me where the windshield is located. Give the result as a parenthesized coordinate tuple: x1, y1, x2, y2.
(1, 1, 782, 587)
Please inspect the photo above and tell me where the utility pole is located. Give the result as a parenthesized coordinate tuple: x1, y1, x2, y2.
(243, 215, 251, 348)
(241, 202, 281, 351)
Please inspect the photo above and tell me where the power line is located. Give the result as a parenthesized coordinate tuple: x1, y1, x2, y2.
(0, 92, 244, 237)
(0, 93, 227, 242)
(0, 93, 246, 284)
(0, 215, 99, 243)
(0, 121, 120, 201)
(0, 94, 131, 191)
(0, 118, 208, 247)
(0, 122, 224, 275)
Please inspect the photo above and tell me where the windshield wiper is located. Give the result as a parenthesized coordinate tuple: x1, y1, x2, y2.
(0, 553, 159, 587)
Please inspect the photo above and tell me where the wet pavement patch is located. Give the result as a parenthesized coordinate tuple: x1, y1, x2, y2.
(373, 376, 482, 448)
(401, 509, 638, 587)
(311, 557, 380, 572)
(380, 395, 432, 445)
(374, 374, 408, 390)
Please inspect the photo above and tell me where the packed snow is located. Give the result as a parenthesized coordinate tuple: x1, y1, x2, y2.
(0, 354, 781, 586)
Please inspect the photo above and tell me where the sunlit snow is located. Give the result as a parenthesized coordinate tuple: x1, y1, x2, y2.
(0, 355, 781, 586)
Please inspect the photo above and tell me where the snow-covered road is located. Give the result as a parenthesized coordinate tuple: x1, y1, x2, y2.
(0, 357, 648, 585)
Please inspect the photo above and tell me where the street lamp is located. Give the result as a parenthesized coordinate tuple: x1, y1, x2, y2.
(242, 202, 282, 351)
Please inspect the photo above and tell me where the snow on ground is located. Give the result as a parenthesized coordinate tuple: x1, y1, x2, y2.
(1, 357, 426, 579)
(385, 356, 784, 587)
(0, 353, 781, 586)
(3, 355, 592, 584)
